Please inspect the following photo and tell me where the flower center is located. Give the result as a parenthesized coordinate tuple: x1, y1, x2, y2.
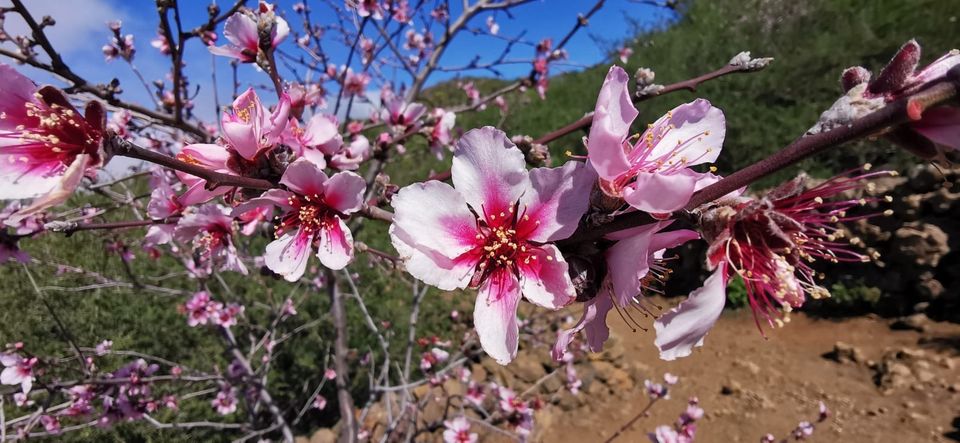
(276, 194, 336, 238)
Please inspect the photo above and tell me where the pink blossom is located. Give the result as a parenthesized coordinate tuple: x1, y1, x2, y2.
(0, 353, 36, 393)
(212, 303, 245, 328)
(174, 205, 247, 275)
(818, 401, 829, 422)
(40, 415, 61, 434)
(282, 298, 298, 317)
(465, 381, 485, 405)
(618, 46, 634, 64)
(389, 127, 592, 364)
(329, 135, 372, 170)
(282, 113, 342, 169)
(649, 425, 686, 443)
(644, 379, 669, 399)
(390, 0, 411, 23)
(486, 16, 499, 35)
(654, 170, 889, 360)
(324, 368, 337, 380)
(664, 373, 679, 385)
(287, 82, 326, 116)
(234, 159, 365, 281)
(150, 34, 171, 55)
(443, 416, 478, 443)
(428, 108, 457, 159)
(353, 0, 384, 20)
(220, 87, 291, 161)
(497, 387, 528, 414)
(553, 223, 698, 360)
(381, 97, 427, 130)
(0, 65, 106, 222)
(95, 340, 113, 356)
(420, 347, 450, 371)
(588, 66, 725, 213)
(342, 68, 371, 97)
(103, 22, 135, 62)
(312, 394, 328, 410)
(184, 291, 219, 327)
(212, 388, 238, 415)
(13, 392, 32, 408)
(461, 82, 484, 110)
(209, 2, 289, 62)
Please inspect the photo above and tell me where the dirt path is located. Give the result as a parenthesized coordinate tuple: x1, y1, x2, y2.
(540, 310, 960, 442)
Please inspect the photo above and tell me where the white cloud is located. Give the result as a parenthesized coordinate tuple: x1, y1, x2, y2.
(1, 0, 127, 54)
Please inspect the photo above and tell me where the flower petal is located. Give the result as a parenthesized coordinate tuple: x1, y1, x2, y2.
(621, 169, 701, 213)
(232, 189, 294, 217)
(654, 266, 729, 361)
(264, 228, 313, 282)
(322, 171, 366, 215)
(474, 269, 521, 365)
(645, 99, 725, 167)
(518, 161, 593, 242)
(223, 12, 258, 49)
(7, 154, 90, 224)
(316, 216, 353, 270)
(518, 244, 575, 309)
(280, 159, 328, 195)
(912, 105, 960, 150)
(604, 222, 666, 306)
(552, 292, 614, 361)
(451, 127, 529, 217)
(390, 180, 479, 259)
(587, 66, 637, 182)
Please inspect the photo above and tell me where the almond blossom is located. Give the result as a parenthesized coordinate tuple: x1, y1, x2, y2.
(553, 222, 698, 360)
(588, 66, 725, 214)
(173, 204, 248, 275)
(427, 108, 457, 159)
(443, 416, 478, 443)
(654, 170, 889, 360)
(0, 64, 106, 223)
(234, 159, 365, 281)
(389, 127, 592, 364)
(282, 113, 343, 169)
(381, 97, 427, 131)
(0, 352, 36, 394)
(209, 2, 290, 63)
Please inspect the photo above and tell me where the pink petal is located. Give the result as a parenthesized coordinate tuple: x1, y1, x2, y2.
(222, 13, 258, 49)
(912, 106, 960, 149)
(0, 162, 61, 200)
(322, 171, 366, 215)
(178, 181, 231, 207)
(232, 189, 295, 217)
(302, 114, 342, 154)
(207, 45, 248, 61)
(474, 269, 521, 365)
(264, 228, 314, 282)
(645, 99, 725, 166)
(654, 266, 729, 361)
(7, 154, 90, 224)
(389, 181, 479, 290)
(587, 66, 637, 182)
(280, 159, 328, 195)
(451, 127, 529, 217)
(0, 64, 38, 123)
(621, 168, 701, 213)
(649, 229, 699, 253)
(301, 148, 328, 169)
(316, 216, 353, 270)
(518, 161, 593, 243)
(271, 16, 290, 47)
(552, 293, 614, 360)
(604, 222, 665, 306)
(264, 93, 291, 145)
(518, 244, 575, 309)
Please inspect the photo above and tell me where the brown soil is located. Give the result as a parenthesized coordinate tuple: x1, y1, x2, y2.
(541, 309, 960, 443)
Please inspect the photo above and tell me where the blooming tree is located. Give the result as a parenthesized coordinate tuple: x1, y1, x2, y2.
(0, 0, 957, 441)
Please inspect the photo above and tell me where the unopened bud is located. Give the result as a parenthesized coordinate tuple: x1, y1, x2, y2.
(511, 135, 551, 167)
(868, 39, 921, 95)
(107, 20, 122, 32)
(840, 66, 872, 92)
(729, 51, 774, 71)
(635, 67, 656, 86)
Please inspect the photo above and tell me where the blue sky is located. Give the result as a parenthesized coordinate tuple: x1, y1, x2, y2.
(1, 0, 674, 122)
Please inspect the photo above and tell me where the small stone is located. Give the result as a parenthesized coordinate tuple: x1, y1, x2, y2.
(890, 314, 930, 332)
(721, 379, 742, 395)
(309, 428, 337, 443)
(827, 341, 865, 364)
(734, 360, 761, 375)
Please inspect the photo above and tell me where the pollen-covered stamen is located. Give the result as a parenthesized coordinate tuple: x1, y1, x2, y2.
(468, 201, 541, 289)
(274, 193, 340, 239)
(609, 115, 716, 192)
(1, 99, 102, 173)
(707, 167, 893, 331)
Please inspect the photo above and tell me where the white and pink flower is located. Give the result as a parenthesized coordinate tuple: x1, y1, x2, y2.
(389, 127, 592, 364)
(442, 416, 478, 443)
(0, 64, 106, 223)
(209, 1, 289, 63)
(235, 159, 365, 281)
(588, 66, 725, 214)
(0, 352, 37, 394)
(174, 204, 247, 275)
